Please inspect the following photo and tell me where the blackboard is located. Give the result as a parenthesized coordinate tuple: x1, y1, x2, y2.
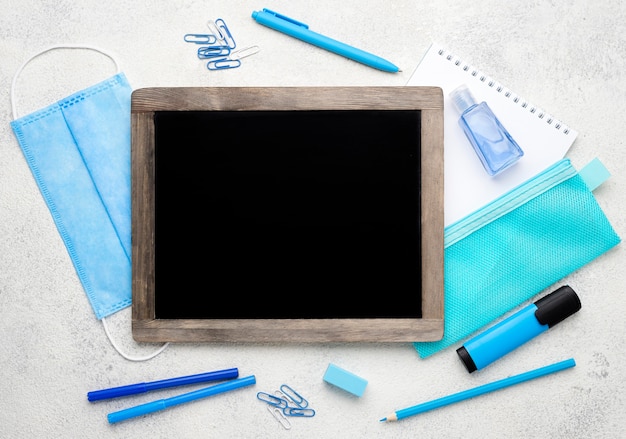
(131, 86, 444, 342)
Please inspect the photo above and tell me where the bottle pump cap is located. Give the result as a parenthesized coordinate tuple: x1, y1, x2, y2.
(450, 84, 477, 114)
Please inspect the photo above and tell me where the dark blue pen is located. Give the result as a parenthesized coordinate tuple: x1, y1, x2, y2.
(87, 368, 239, 401)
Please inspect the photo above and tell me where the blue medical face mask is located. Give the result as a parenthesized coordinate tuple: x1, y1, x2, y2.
(10, 46, 132, 320)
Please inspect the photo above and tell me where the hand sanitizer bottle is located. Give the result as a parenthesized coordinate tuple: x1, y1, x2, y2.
(450, 84, 524, 176)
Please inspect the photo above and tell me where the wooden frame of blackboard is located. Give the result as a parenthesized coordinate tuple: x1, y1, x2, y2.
(131, 86, 444, 343)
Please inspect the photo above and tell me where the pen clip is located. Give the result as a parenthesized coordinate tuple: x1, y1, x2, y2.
(262, 8, 309, 29)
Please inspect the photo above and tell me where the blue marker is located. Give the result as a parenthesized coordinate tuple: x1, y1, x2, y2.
(251, 9, 400, 72)
(88, 368, 239, 401)
(107, 375, 256, 424)
(457, 285, 581, 373)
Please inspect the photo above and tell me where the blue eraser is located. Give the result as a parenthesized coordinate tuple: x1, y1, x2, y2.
(323, 363, 368, 397)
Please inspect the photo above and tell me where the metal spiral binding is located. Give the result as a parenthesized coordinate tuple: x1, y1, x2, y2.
(436, 47, 572, 135)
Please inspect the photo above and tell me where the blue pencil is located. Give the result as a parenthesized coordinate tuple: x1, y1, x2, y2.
(380, 358, 575, 422)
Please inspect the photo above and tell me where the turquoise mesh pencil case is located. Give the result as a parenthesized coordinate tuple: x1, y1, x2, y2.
(414, 158, 621, 358)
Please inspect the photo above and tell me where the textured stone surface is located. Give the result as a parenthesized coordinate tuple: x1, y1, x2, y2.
(1, 1, 624, 437)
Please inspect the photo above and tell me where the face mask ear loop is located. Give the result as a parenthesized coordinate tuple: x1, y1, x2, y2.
(10, 44, 121, 120)
(11, 44, 169, 361)
(102, 318, 170, 362)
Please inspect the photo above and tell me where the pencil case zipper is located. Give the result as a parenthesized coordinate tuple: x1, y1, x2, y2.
(444, 159, 576, 248)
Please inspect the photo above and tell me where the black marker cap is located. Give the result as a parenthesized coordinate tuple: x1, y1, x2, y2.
(534, 285, 581, 328)
(456, 346, 477, 373)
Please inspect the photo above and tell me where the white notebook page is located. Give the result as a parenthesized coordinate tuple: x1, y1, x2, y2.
(407, 43, 578, 226)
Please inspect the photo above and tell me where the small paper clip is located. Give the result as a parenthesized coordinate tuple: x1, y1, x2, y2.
(280, 384, 308, 408)
(184, 34, 218, 44)
(228, 45, 260, 61)
(257, 392, 288, 408)
(206, 58, 240, 70)
(283, 407, 316, 417)
(258, 386, 317, 424)
(197, 46, 231, 59)
(267, 405, 291, 430)
(216, 18, 237, 49)
(207, 19, 236, 49)
(206, 20, 224, 42)
(205, 46, 259, 70)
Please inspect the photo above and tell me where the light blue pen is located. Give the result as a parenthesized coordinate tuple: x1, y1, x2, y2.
(252, 9, 400, 73)
(107, 375, 256, 424)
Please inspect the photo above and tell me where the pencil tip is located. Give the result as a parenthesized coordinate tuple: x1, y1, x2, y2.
(380, 417, 387, 422)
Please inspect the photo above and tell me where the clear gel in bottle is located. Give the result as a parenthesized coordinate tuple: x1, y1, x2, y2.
(450, 84, 524, 176)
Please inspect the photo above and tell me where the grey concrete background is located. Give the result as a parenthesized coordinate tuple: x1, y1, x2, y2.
(1, 1, 625, 438)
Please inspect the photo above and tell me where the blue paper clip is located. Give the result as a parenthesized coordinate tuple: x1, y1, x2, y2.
(184, 34, 218, 44)
(257, 386, 316, 422)
(216, 18, 236, 49)
(280, 384, 308, 408)
(256, 392, 288, 408)
(206, 58, 240, 70)
(207, 19, 236, 49)
(197, 46, 231, 59)
(283, 407, 316, 417)
(205, 46, 260, 70)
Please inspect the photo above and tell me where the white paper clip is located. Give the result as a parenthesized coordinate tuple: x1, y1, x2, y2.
(267, 405, 291, 430)
(228, 45, 260, 61)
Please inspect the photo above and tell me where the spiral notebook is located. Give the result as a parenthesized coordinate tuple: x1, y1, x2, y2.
(407, 43, 578, 226)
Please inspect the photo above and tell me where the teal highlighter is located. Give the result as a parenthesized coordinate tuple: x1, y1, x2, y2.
(457, 286, 581, 373)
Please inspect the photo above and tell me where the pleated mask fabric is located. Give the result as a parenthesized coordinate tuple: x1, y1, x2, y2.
(11, 51, 132, 320)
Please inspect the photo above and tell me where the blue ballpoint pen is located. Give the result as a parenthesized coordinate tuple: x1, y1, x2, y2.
(252, 9, 400, 73)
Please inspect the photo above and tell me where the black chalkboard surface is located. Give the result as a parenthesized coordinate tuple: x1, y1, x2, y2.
(132, 87, 444, 342)
(154, 110, 420, 319)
